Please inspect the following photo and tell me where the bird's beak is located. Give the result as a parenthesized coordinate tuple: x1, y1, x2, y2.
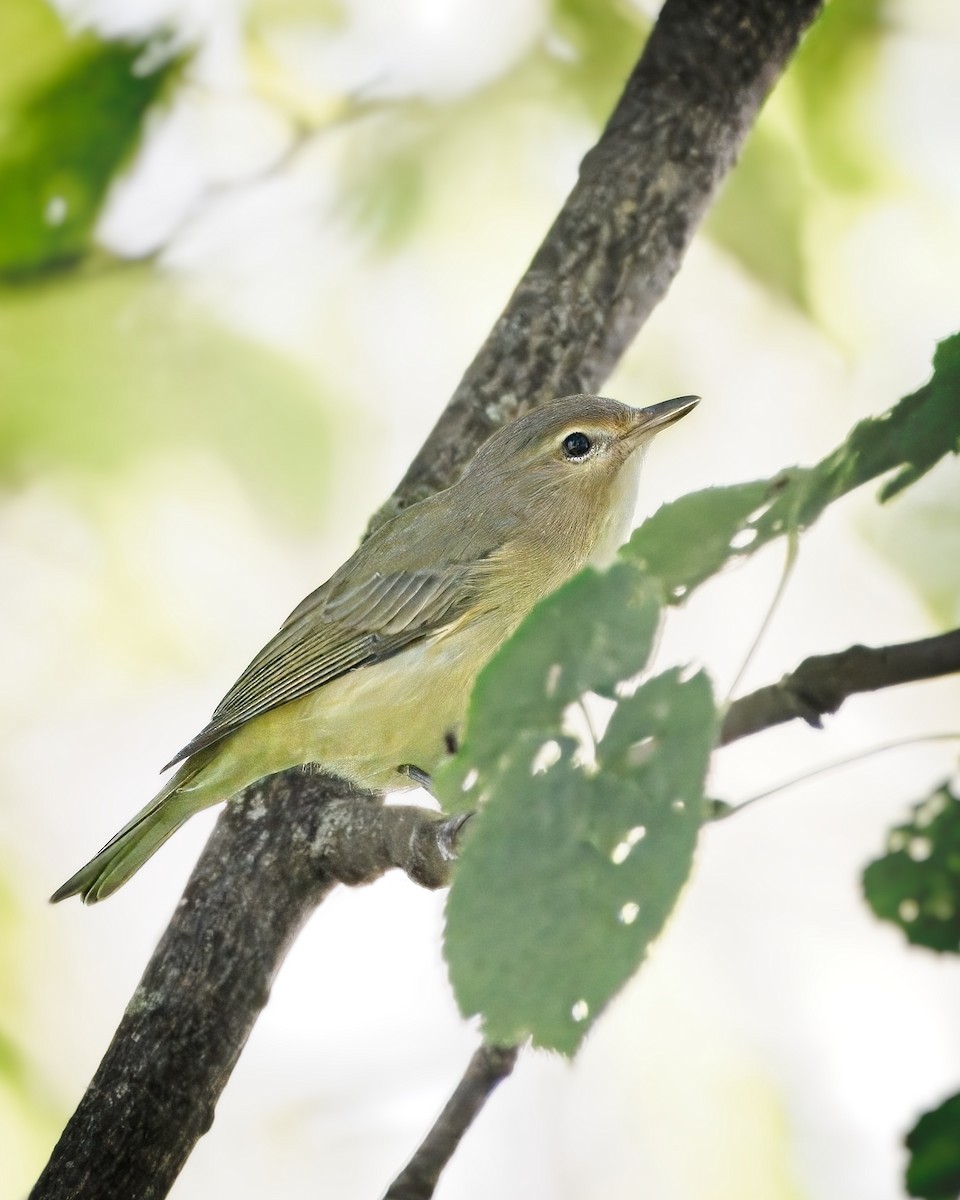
(621, 395, 700, 447)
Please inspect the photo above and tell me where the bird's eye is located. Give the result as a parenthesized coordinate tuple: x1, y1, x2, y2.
(561, 432, 592, 460)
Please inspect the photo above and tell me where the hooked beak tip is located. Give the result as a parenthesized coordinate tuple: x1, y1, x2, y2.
(624, 394, 699, 443)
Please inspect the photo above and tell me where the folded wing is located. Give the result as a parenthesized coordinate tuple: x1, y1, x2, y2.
(162, 563, 481, 769)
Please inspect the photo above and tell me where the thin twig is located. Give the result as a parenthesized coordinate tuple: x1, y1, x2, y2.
(384, 1044, 521, 1200)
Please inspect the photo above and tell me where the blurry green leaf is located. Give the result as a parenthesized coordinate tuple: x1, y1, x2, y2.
(790, 0, 887, 192)
(863, 463, 960, 628)
(906, 1091, 960, 1200)
(0, 269, 336, 523)
(442, 560, 716, 1054)
(862, 781, 960, 954)
(707, 127, 810, 306)
(339, 0, 648, 252)
(0, 21, 185, 277)
(0, 0, 73, 111)
(707, 0, 887, 301)
(550, 0, 648, 124)
(626, 333, 960, 600)
(341, 117, 429, 251)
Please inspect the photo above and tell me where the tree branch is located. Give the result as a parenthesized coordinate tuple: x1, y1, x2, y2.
(720, 629, 960, 746)
(33, 2, 824, 1197)
(383, 1043, 520, 1200)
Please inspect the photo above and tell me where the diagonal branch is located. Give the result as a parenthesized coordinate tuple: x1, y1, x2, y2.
(720, 629, 960, 746)
(32, 2, 823, 1198)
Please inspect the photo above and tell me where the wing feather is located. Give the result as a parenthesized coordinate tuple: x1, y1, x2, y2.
(161, 562, 482, 769)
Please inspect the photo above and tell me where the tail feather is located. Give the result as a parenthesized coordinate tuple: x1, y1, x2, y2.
(51, 760, 208, 904)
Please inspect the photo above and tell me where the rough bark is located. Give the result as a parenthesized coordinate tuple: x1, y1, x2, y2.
(32, 2, 824, 1197)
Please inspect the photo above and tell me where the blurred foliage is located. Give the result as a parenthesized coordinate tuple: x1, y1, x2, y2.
(863, 781, 960, 953)
(0, 0, 890, 310)
(707, 0, 888, 308)
(906, 1091, 960, 1200)
(706, 127, 810, 308)
(790, 0, 888, 191)
(338, 0, 647, 252)
(0, 0, 186, 278)
(549, 0, 648, 125)
(0, 0, 75, 108)
(0, 873, 60, 1199)
(443, 333, 960, 1054)
(0, 268, 337, 523)
(865, 474, 960, 628)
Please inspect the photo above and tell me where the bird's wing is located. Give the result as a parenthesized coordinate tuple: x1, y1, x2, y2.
(162, 562, 481, 768)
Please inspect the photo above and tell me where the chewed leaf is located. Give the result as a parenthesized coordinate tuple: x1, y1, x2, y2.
(906, 1091, 960, 1200)
(626, 481, 770, 597)
(443, 669, 715, 1055)
(457, 561, 662, 769)
(862, 781, 960, 954)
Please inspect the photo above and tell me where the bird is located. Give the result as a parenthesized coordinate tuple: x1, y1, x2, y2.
(52, 393, 698, 903)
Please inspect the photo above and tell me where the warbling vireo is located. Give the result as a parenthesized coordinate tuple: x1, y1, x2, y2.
(53, 393, 698, 903)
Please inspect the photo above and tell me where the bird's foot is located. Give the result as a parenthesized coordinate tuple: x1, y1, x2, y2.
(398, 763, 434, 794)
(436, 810, 475, 860)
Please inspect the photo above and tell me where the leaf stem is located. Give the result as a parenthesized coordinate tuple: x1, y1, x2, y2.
(713, 733, 960, 819)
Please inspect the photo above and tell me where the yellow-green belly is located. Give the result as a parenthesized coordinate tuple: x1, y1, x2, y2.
(176, 609, 508, 809)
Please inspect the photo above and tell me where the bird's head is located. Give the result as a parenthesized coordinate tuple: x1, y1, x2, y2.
(465, 393, 699, 503)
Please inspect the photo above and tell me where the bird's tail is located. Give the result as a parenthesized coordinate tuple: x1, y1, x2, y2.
(51, 760, 207, 905)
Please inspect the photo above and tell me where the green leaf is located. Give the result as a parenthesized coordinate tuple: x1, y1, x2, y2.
(441, 336, 960, 1055)
(463, 561, 662, 759)
(0, 0, 75, 111)
(862, 781, 960, 954)
(906, 1091, 960, 1200)
(706, 0, 886, 302)
(0, 28, 185, 277)
(626, 333, 960, 600)
(442, 556, 716, 1054)
(626, 480, 771, 599)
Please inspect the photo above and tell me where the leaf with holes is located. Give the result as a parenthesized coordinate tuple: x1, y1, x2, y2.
(456, 560, 662, 769)
(626, 480, 771, 598)
(0, 31, 185, 276)
(906, 1091, 960, 1200)
(862, 781, 960, 954)
(443, 666, 715, 1055)
(625, 333, 960, 601)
